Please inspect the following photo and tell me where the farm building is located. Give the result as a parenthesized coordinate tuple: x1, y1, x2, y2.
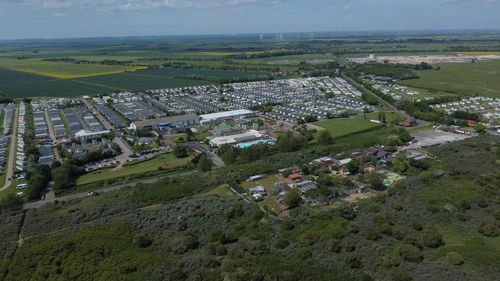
(200, 109, 255, 124)
(129, 114, 200, 131)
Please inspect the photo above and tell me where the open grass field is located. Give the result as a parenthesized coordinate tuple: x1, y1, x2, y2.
(76, 153, 192, 186)
(313, 119, 385, 139)
(0, 58, 145, 78)
(400, 60, 500, 97)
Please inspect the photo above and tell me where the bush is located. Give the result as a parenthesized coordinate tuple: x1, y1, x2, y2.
(328, 239, 342, 253)
(412, 221, 423, 231)
(341, 237, 356, 252)
(422, 226, 444, 248)
(275, 238, 290, 249)
(399, 244, 423, 262)
(446, 252, 464, 265)
(344, 253, 362, 269)
(392, 227, 406, 240)
(284, 189, 302, 209)
(296, 248, 312, 260)
(363, 227, 381, 240)
(478, 220, 499, 237)
(391, 201, 403, 211)
(390, 267, 413, 281)
(458, 199, 471, 210)
(340, 205, 356, 220)
(379, 223, 393, 236)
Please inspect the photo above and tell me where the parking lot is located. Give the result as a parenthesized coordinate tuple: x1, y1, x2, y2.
(403, 129, 471, 150)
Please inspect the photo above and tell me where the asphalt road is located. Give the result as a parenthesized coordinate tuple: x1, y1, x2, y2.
(43, 110, 62, 162)
(0, 107, 18, 192)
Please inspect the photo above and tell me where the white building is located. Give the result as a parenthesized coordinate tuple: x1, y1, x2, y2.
(75, 129, 111, 140)
(200, 109, 254, 124)
(209, 130, 263, 147)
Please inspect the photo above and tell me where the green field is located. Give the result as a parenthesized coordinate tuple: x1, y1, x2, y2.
(314, 119, 385, 138)
(76, 153, 192, 186)
(400, 60, 500, 97)
(0, 66, 271, 97)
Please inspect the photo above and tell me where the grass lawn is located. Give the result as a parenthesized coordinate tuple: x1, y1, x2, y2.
(313, 119, 385, 138)
(171, 133, 188, 143)
(196, 184, 234, 198)
(76, 153, 193, 186)
(400, 59, 500, 97)
(0, 179, 20, 200)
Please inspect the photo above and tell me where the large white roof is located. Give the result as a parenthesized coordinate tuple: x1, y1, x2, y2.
(200, 109, 254, 121)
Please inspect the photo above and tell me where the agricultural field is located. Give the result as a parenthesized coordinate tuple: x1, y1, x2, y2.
(314, 119, 385, 139)
(400, 59, 500, 97)
(76, 71, 212, 92)
(76, 153, 193, 186)
(0, 67, 269, 97)
(0, 57, 145, 78)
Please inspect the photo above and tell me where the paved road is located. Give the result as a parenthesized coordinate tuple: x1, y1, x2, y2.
(43, 110, 62, 162)
(182, 142, 225, 167)
(0, 107, 18, 192)
(24, 170, 198, 209)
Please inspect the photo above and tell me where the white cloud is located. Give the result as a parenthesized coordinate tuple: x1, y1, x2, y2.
(51, 12, 67, 17)
(2, 0, 275, 11)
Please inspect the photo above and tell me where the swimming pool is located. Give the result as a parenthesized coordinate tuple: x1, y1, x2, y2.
(237, 139, 275, 148)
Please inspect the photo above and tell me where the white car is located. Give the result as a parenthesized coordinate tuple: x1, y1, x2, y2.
(16, 192, 25, 197)
(16, 184, 27, 190)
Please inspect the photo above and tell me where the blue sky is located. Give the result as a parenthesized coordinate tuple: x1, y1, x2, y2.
(0, 0, 499, 39)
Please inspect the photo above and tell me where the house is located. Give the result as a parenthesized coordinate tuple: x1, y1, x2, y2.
(465, 120, 477, 126)
(310, 157, 339, 168)
(296, 180, 318, 193)
(288, 173, 302, 181)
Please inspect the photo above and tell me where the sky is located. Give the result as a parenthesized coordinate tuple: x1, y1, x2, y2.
(0, 0, 499, 40)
